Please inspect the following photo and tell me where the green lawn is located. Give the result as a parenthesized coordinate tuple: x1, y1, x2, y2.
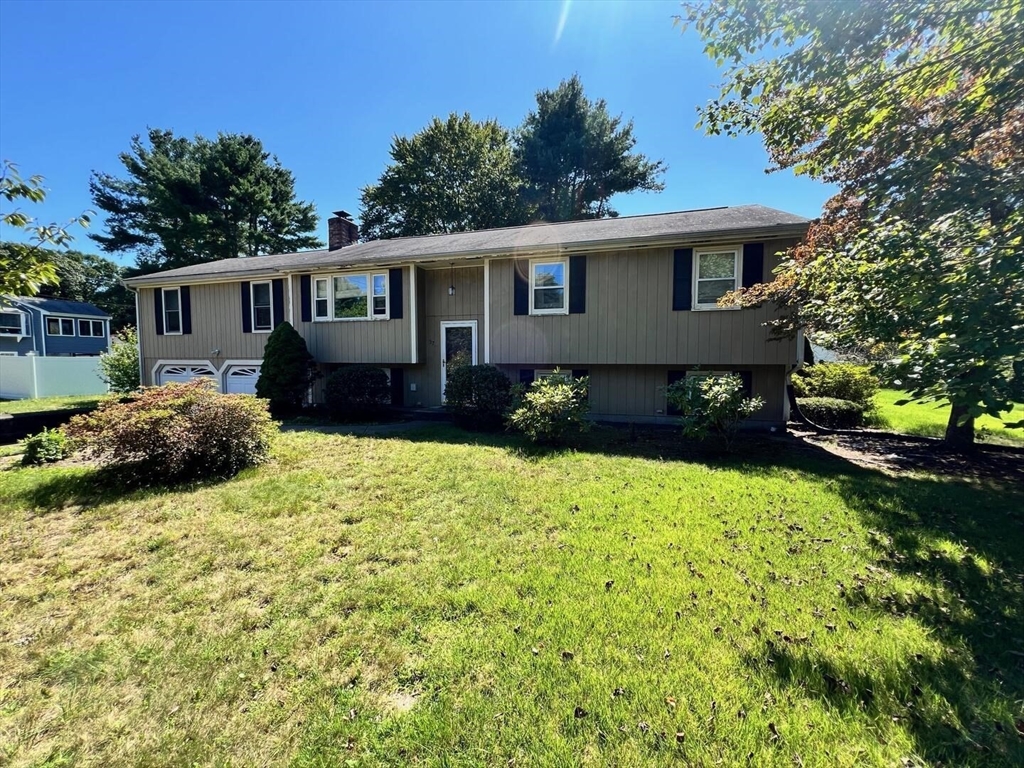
(873, 389, 1024, 446)
(0, 394, 103, 415)
(1, 427, 1021, 766)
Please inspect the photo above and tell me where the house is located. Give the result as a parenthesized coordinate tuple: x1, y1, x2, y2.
(0, 296, 111, 358)
(122, 205, 809, 425)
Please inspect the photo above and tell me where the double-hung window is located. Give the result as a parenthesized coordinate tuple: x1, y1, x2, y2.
(693, 249, 740, 309)
(0, 311, 26, 336)
(251, 281, 273, 331)
(78, 319, 105, 337)
(162, 288, 182, 334)
(530, 259, 567, 315)
(316, 273, 389, 321)
(46, 317, 76, 336)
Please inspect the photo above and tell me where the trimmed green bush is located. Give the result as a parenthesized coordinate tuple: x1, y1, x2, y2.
(444, 365, 513, 431)
(666, 373, 764, 448)
(256, 321, 318, 416)
(98, 326, 140, 394)
(792, 363, 879, 407)
(796, 396, 865, 428)
(21, 427, 70, 465)
(507, 371, 590, 445)
(325, 365, 391, 422)
(64, 380, 274, 484)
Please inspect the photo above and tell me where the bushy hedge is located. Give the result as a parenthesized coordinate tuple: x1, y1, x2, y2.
(21, 427, 70, 465)
(325, 365, 391, 421)
(99, 326, 141, 394)
(796, 396, 865, 429)
(256, 321, 319, 416)
(666, 373, 764, 447)
(792, 362, 878, 407)
(507, 371, 590, 445)
(444, 365, 513, 430)
(64, 380, 274, 484)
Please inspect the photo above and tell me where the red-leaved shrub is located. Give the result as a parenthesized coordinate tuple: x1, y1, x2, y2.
(65, 380, 275, 484)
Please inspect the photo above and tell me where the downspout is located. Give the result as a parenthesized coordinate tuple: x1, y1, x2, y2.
(126, 282, 144, 387)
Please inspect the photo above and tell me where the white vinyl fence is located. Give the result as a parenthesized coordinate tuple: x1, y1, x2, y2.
(0, 355, 108, 400)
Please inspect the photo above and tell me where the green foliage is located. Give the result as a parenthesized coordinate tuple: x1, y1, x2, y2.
(666, 373, 764, 446)
(796, 397, 865, 429)
(444, 364, 513, 431)
(1, 161, 91, 296)
(98, 326, 140, 394)
(507, 371, 590, 445)
(517, 74, 665, 221)
(64, 380, 274, 485)
(359, 114, 529, 241)
(324, 365, 391, 422)
(255, 322, 318, 416)
(89, 129, 322, 271)
(792, 363, 879, 408)
(33, 247, 135, 330)
(680, 1, 1024, 445)
(20, 428, 70, 466)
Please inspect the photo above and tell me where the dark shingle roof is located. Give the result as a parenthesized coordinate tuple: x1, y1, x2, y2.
(7, 296, 111, 317)
(124, 204, 810, 285)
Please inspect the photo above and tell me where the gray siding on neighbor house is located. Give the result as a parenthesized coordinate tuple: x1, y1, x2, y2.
(488, 240, 799, 368)
(289, 267, 413, 365)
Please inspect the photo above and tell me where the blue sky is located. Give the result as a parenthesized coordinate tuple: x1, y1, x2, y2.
(0, 0, 830, 264)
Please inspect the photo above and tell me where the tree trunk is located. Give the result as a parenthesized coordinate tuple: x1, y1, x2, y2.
(944, 402, 976, 450)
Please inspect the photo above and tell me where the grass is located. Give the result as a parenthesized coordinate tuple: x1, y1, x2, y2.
(1, 426, 1022, 766)
(0, 394, 103, 415)
(872, 390, 1024, 446)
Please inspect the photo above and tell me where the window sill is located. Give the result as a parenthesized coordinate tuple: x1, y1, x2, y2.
(528, 309, 569, 317)
(313, 316, 391, 323)
(691, 304, 742, 312)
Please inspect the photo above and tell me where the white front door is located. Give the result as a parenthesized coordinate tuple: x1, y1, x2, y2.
(440, 320, 477, 402)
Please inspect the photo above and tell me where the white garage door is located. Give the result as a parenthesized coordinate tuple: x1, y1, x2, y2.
(224, 365, 261, 394)
(157, 364, 217, 386)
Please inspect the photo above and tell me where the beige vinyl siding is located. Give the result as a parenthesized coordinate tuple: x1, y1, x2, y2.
(404, 265, 484, 408)
(289, 268, 413, 364)
(139, 282, 269, 384)
(489, 240, 799, 367)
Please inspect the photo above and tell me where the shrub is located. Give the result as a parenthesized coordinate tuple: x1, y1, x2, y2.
(21, 427, 70, 465)
(507, 371, 590, 445)
(792, 362, 878, 407)
(666, 373, 764, 448)
(64, 380, 274, 485)
(796, 396, 865, 429)
(256, 321, 319, 416)
(445, 365, 513, 430)
(99, 326, 140, 394)
(325, 365, 391, 422)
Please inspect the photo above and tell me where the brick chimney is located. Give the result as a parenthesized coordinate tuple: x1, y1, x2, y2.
(328, 210, 359, 250)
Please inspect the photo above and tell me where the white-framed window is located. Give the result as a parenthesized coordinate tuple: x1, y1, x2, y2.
(0, 310, 27, 337)
(251, 281, 273, 332)
(46, 317, 76, 336)
(315, 272, 389, 321)
(162, 288, 182, 334)
(78, 319, 105, 337)
(693, 248, 741, 310)
(535, 369, 570, 382)
(529, 258, 568, 315)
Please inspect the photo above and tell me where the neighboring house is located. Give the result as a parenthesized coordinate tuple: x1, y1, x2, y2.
(122, 205, 809, 425)
(0, 296, 111, 357)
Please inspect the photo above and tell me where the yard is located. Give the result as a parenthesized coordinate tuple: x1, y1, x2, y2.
(0, 395, 103, 415)
(873, 390, 1024, 446)
(1, 426, 1022, 766)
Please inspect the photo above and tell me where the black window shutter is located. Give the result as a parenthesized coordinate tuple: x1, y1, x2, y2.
(240, 281, 252, 333)
(180, 286, 192, 335)
(735, 370, 754, 398)
(672, 248, 693, 311)
(300, 275, 312, 323)
(389, 268, 404, 319)
(272, 279, 285, 328)
(519, 369, 534, 385)
(569, 255, 586, 314)
(154, 289, 164, 336)
(390, 367, 405, 406)
(666, 369, 686, 415)
(513, 260, 529, 316)
(742, 243, 764, 288)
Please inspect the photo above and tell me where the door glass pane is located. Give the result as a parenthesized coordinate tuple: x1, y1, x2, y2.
(334, 275, 368, 318)
(445, 326, 473, 370)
